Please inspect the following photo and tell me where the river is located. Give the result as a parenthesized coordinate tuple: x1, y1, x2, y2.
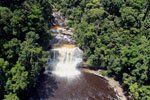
(29, 8, 119, 100)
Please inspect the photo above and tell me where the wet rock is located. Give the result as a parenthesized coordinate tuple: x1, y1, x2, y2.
(50, 34, 76, 45)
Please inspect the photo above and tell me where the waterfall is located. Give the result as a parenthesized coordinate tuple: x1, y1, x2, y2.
(46, 46, 83, 78)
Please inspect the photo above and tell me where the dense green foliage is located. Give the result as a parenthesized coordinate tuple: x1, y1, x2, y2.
(0, 0, 53, 99)
(52, 0, 150, 99)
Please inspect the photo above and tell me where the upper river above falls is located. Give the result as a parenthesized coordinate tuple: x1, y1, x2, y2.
(29, 8, 120, 100)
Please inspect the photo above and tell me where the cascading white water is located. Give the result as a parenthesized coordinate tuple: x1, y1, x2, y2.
(46, 46, 83, 78)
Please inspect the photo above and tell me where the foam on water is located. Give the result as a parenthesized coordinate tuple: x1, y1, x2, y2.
(46, 47, 83, 78)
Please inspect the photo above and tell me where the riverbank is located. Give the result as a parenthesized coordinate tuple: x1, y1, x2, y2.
(80, 62, 127, 100)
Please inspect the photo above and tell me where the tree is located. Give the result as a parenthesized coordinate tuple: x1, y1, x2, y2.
(4, 93, 19, 100)
(5, 63, 28, 94)
(0, 58, 9, 99)
(18, 31, 49, 89)
(143, 0, 150, 20)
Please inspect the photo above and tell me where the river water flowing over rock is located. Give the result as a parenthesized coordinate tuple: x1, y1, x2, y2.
(30, 8, 119, 100)
(45, 47, 83, 78)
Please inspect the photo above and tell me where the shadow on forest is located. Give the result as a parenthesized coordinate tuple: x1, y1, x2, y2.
(30, 73, 58, 100)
